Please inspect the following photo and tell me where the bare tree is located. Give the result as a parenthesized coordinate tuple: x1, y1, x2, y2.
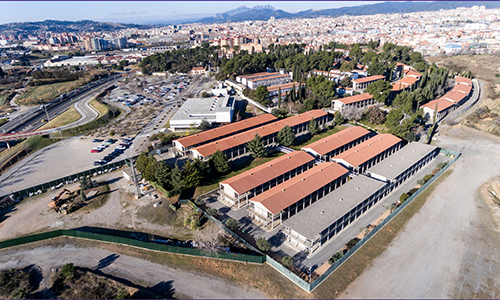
(200, 222, 223, 252)
(342, 106, 364, 121)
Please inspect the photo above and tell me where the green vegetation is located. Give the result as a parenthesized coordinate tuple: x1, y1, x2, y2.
(225, 218, 239, 231)
(399, 193, 410, 203)
(282, 256, 294, 268)
(328, 251, 344, 265)
(277, 125, 295, 147)
(247, 133, 267, 158)
(0, 118, 7, 126)
(0, 268, 35, 299)
(61, 99, 121, 137)
(256, 237, 271, 252)
(38, 105, 81, 130)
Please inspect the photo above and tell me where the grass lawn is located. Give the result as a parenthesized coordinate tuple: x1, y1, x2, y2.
(38, 105, 81, 130)
(312, 168, 453, 298)
(290, 125, 348, 150)
(16, 81, 81, 105)
(356, 120, 389, 133)
(195, 152, 286, 196)
(89, 99, 109, 117)
(0, 118, 7, 127)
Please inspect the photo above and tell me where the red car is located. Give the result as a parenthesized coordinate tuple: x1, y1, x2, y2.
(90, 149, 100, 153)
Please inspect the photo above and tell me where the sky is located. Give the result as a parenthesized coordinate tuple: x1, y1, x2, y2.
(1, 1, 380, 24)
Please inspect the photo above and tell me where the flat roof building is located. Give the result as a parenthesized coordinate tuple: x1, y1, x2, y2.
(332, 133, 402, 173)
(219, 151, 315, 207)
(169, 95, 236, 131)
(282, 175, 387, 254)
(191, 110, 329, 161)
(301, 126, 372, 161)
(248, 162, 349, 229)
(172, 114, 277, 155)
(366, 142, 439, 191)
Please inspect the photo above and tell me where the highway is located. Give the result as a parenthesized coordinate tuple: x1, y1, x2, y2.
(0, 73, 123, 135)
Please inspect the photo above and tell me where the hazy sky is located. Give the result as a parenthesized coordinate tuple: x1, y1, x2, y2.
(1, 1, 380, 24)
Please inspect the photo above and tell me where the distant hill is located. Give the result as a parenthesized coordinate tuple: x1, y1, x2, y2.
(195, 1, 500, 24)
(0, 20, 154, 36)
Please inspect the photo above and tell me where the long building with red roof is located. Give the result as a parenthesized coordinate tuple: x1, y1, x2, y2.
(191, 110, 329, 161)
(331, 93, 376, 113)
(248, 162, 349, 229)
(352, 75, 385, 92)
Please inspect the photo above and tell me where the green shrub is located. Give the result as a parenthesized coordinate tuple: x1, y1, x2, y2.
(399, 193, 410, 203)
(225, 218, 239, 231)
(423, 174, 433, 182)
(184, 217, 191, 227)
(436, 161, 448, 169)
(256, 237, 271, 252)
(190, 218, 201, 230)
(328, 251, 344, 265)
(282, 256, 294, 268)
(194, 198, 204, 206)
(60, 263, 76, 281)
(206, 208, 219, 217)
(109, 130, 115, 136)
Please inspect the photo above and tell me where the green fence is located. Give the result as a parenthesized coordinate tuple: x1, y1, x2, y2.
(8, 155, 138, 200)
(0, 229, 265, 264)
(266, 255, 310, 292)
(309, 148, 461, 292)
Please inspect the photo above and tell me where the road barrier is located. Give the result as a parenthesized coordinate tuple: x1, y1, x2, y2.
(0, 229, 265, 264)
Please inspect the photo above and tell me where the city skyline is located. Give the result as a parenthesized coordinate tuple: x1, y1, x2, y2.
(1, 1, 379, 24)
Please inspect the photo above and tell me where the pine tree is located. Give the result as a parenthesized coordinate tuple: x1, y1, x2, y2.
(183, 160, 202, 188)
(309, 117, 319, 135)
(278, 87, 282, 108)
(277, 125, 295, 147)
(171, 163, 184, 191)
(290, 83, 296, 102)
(209, 150, 231, 174)
(247, 133, 267, 158)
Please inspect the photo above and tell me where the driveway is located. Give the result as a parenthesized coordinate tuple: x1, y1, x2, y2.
(340, 125, 500, 298)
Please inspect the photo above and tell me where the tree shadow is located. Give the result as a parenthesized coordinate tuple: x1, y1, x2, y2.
(268, 231, 286, 248)
(105, 176, 123, 184)
(94, 253, 120, 270)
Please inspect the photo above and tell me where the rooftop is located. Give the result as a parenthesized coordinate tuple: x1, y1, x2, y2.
(173, 114, 277, 149)
(220, 151, 315, 194)
(366, 142, 438, 181)
(334, 93, 373, 105)
(353, 75, 385, 84)
(282, 175, 387, 240)
(421, 98, 456, 112)
(301, 126, 371, 156)
(452, 83, 472, 95)
(236, 72, 279, 79)
(333, 134, 402, 168)
(169, 95, 234, 124)
(455, 76, 473, 86)
(192, 110, 327, 157)
(250, 162, 349, 215)
(267, 82, 303, 92)
(248, 74, 291, 82)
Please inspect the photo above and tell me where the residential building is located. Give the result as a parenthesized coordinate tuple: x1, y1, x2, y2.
(332, 134, 402, 173)
(172, 114, 277, 155)
(169, 95, 235, 131)
(366, 142, 439, 192)
(219, 151, 315, 207)
(248, 162, 350, 229)
(352, 75, 385, 92)
(190, 67, 207, 75)
(420, 98, 457, 121)
(190, 110, 329, 161)
(236, 72, 280, 86)
(301, 126, 372, 161)
(267, 82, 303, 100)
(331, 93, 376, 114)
(282, 174, 387, 254)
(247, 74, 292, 90)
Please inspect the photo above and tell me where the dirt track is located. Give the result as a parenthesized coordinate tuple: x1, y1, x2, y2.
(340, 125, 500, 299)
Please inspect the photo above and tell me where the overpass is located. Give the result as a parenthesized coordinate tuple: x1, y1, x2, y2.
(0, 129, 58, 142)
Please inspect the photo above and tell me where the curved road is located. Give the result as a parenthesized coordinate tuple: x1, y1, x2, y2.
(0, 245, 267, 299)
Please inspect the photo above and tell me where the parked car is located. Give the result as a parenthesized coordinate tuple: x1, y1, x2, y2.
(92, 139, 102, 143)
(90, 149, 100, 153)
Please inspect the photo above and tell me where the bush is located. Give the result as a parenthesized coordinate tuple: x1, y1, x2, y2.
(328, 251, 344, 265)
(194, 198, 204, 206)
(60, 263, 76, 281)
(436, 161, 448, 169)
(256, 237, 271, 252)
(206, 208, 219, 217)
(399, 193, 410, 203)
(282, 256, 294, 268)
(496, 74, 499, 77)
(423, 174, 433, 182)
(190, 218, 201, 230)
(184, 217, 191, 227)
(225, 218, 239, 230)
(345, 238, 359, 251)
(109, 130, 115, 136)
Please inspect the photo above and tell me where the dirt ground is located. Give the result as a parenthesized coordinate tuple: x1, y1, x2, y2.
(340, 125, 500, 298)
(0, 171, 210, 243)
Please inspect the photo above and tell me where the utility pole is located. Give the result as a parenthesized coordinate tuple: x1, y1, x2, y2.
(128, 157, 140, 199)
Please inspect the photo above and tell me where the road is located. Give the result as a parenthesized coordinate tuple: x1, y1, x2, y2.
(340, 125, 500, 299)
(0, 245, 267, 299)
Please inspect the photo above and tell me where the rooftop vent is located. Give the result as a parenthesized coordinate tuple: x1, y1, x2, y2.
(391, 164, 394, 167)
(321, 211, 325, 214)
(402, 157, 405, 159)
(355, 150, 358, 152)
(250, 173, 253, 175)
(413, 150, 416, 152)
(340, 198, 343, 202)
(288, 156, 291, 159)
(269, 165, 272, 167)
(302, 178, 305, 181)
(356, 187, 360, 190)
(282, 189, 286, 192)
(337, 135, 340, 137)
(215, 142, 218, 144)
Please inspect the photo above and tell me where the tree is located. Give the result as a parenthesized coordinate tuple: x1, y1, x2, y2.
(209, 150, 231, 174)
(225, 218, 239, 230)
(10, 287, 28, 299)
(201, 91, 210, 98)
(385, 108, 404, 129)
(80, 189, 87, 202)
(365, 80, 392, 104)
(198, 119, 211, 131)
(363, 106, 386, 125)
(282, 256, 294, 268)
(278, 87, 282, 107)
(277, 125, 295, 147)
(171, 163, 184, 191)
(79, 176, 92, 190)
(256, 237, 271, 252)
(254, 85, 270, 106)
(328, 251, 344, 265)
(247, 133, 267, 158)
(183, 160, 202, 188)
(271, 108, 287, 119)
(0, 66, 4, 78)
(154, 161, 172, 190)
(399, 193, 409, 203)
(334, 111, 344, 125)
(206, 208, 219, 217)
(308, 117, 319, 135)
(60, 263, 76, 280)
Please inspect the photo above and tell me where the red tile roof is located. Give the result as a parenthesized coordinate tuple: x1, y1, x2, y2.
(442, 91, 466, 103)
(404, 70, 422, 78)
(421, 98, 456, 112)
(248, 74, 291, 82)
(353, 75, 385, 84)
(301, 126, 371, 156)
(237, 72, 279, 79)
(333, 134, 402, 168)
(192, 110, 327, 157)
(250, 162, 349, 214)
(455, 76, 472, 86)
(220, 151, 315, 194)
(173, 114, 277, 149)
(335, 93, 373, 105)
(267, 82, 304, 92)
(452, 83, 472, 95)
